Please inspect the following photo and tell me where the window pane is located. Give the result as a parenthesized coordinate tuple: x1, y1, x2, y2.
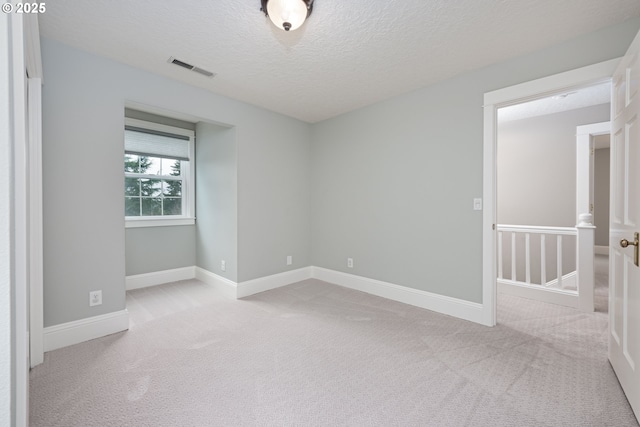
(124, 120, 193, 222)
(163, 198, 182, 215)
(162, 158, 181, 177)
(140, 179, 162, 197)
(125, 177, 140, 196)
(124, 154, 139, 172)
(163, 179, 182, 197)
(125, 197, 140, 216)
(137, 156, 154, 174)
(145, 157, 161, 175)
(141, 198, 162, 216)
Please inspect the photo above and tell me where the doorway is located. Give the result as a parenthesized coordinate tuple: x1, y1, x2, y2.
(494, 86, 610, 315)
(481, 59, 619, 326)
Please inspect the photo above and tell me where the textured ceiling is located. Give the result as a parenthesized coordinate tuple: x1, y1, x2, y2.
(38, 0, 640, 123)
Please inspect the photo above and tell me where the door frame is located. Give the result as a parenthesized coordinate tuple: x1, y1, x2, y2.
(482, 59, 619, 326)
(24, 15, 43, 367)
(9, 11, 29, 427)
(7, 13, 43, 427)
(576, 121, 611, 223)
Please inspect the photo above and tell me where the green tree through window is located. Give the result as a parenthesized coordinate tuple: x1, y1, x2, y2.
(124, 117, 194, 225)
(124, 155, 183, 217)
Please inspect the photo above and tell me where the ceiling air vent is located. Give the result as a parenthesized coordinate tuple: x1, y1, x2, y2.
(192, 67, 215, 78)
(168, 57, 216, 78)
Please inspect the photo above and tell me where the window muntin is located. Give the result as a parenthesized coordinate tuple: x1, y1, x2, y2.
(124, 118, 195, 227)
(124, 154, 183, 216)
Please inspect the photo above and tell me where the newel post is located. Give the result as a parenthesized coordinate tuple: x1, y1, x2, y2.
(576, 213, 595, 312)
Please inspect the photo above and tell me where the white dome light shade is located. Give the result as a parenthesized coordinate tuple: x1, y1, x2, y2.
(266, 0, 309, 31)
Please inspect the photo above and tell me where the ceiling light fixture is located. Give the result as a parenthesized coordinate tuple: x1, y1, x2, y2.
(261, 0, 314, 32)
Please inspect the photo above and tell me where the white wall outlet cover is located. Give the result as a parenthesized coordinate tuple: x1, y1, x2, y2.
(89, 290, 102, 307)
(347, 258, 354, 268)
(221, 260, 226, 271)
(473, 198, 483, 210)
(287, 255, 293, 265)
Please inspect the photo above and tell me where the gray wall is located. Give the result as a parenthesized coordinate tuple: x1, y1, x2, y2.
(496, 105, 610, 283)
(595, 147, 611, 246)
(125, 226, 196, 276)
(42, 38, 311, 327)
(310, 19, 640, 303)
(237, 114, 312, 281)
(196, 123, 238, 282)
(123, 108, 197, 276)
(41, 17, 639, 326)
(0, 12, 13, 424)
(497, 104, 610, 227)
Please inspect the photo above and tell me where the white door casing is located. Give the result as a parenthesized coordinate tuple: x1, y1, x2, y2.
(609, 29, 640, 420)
(576, 121, 611, 223)
(482, 59, 619, 327)
(25, 14, 44, 368)
(10, 10, 30, 427)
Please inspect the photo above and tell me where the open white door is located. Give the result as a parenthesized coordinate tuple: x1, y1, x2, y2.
(609, 29, 640, 420)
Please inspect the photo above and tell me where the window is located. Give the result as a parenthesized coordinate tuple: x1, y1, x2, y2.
(124, 118, 195, 227)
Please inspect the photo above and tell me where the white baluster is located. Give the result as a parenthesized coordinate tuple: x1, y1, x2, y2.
(498, 231, 503, 279)
(511, 232, 516, 281)
(525, 233, 531, 284)
(557, 235, 563, 288)
(541, 234, 546, 286)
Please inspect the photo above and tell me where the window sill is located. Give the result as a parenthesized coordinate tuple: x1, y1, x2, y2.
(125, 217, 195, 228)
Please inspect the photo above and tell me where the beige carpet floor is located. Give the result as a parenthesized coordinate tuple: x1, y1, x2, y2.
(30, 257, 639, 426)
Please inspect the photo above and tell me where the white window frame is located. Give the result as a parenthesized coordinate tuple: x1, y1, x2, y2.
(124, 118, 195, 228)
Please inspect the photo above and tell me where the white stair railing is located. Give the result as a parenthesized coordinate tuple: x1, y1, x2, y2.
(497, 214, 594, 312)
(497, 224, 576, 288)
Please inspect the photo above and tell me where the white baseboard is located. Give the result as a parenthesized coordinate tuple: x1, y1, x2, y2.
(311, 267, 485, 324)
(237, 267, 313, 298)
(44, 265, 491, 353)
(595, 245, 609, 256)
(195, 267, 237, 299)
(196, 266, 485, 325)
(126, 266, 487, 325)
(194, 266, 314, 299)
(43, 309, 129, 352)
(126, 266, 196, 290)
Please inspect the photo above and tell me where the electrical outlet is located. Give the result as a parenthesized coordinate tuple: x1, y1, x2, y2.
(287, 255, 292, 266)
(221, 260, 226, 272)
(347, 258, 354, 268)
(89, 290, 102, 307)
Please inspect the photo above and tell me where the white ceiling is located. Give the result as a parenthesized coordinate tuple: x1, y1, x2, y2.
(38, 0, 640, 123)
(498, 82, 611, 122)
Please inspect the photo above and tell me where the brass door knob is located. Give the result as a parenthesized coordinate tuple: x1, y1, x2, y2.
(620, 232, 640, 267)
(620, 239, 635, 248)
